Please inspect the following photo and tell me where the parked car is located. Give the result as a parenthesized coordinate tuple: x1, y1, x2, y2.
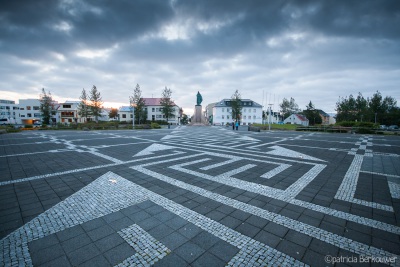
(380, 125, 388, 130)
(388, 125, 399, 130)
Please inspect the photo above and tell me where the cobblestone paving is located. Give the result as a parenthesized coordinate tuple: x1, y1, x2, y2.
(0, 127, 399, 266)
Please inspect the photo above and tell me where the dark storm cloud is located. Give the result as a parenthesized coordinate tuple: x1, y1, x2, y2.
(0, 0, 399, 113)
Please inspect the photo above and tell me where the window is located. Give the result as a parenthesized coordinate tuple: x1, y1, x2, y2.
(222, 108, 225, 112)
(27, 113, 32, 117)
(244, 115, 247, 119)
(33, 106, 39, 110)
(244, 108, 246, 112)
(227, 115, 230, 119)
(222, 115, 225, 119)
(27, 106, 31, 110)
(227, 108, 230, 112)
(130, 114, 133, 118)
(21, 115, 25, 117)
(0, 106, 4, 109)
(253, 109, 256, 113)
(152, 108, 155, 112)
(20, 108, 25, 110)
(253, 115, 256, 119)
(63, 105, 71, 108)
(122, 114, 126, 118)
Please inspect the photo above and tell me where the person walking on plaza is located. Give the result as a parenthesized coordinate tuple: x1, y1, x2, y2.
(235, 121, 239, 130)
(232, 121, 235, 130)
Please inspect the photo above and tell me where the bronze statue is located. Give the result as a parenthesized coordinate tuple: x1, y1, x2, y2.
(196, 91, 203, 105)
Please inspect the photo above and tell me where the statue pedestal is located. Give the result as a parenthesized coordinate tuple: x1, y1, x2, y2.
(192, 105, 204, 124)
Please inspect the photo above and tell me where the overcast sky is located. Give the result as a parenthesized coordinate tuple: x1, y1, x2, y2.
(1, 0, 399, 115)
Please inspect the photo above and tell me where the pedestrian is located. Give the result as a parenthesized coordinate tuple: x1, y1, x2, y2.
(235, 121, 239, 130)
(232, 121, 235, 130)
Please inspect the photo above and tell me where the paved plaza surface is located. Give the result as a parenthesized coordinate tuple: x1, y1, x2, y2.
(0, 126, 399, 266)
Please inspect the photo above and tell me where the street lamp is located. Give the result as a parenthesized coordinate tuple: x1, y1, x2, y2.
(268, 104, 273, 131)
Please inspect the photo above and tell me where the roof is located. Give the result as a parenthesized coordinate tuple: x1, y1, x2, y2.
(143, 98, 177, 106)
(214, 99, 263, 108)
(316, 109, 330, 117)
(295, 114, 309, 121)
(119, 106, 132, 112)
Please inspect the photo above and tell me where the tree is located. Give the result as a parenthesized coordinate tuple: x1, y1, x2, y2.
(181, 114, 189, 125)
(335, 94, 357, 122)
(280, 97, 300, 119)
(129, 84, 147, 124)
(160, 87, 175, 124)
(109, 108, 118, 120)
(335, 90, 399, 125)
(89, 85, 103, 122)
(231, 89, 242, 122)
(39, 88, 55, 125)
(78, 88, 90, 123)
(303, 101, 322, 125)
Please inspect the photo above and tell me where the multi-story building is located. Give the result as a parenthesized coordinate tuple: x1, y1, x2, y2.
(205, 102, 217, 124)
(57, 101, 81, 124)
(17, 99, 43, 125)
(144, 98, 180, 124)
(57, 101, 109, 124)
(0, 99, 19, 124)
(212, 99, 263, 125)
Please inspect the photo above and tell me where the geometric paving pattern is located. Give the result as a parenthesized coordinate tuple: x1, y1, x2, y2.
(0, 126, 399, 266)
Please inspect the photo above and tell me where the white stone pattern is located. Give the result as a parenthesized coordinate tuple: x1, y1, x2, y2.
(132, 162, 399, 263)
(336, 142, 394, 211)
(116, 224, 171, 267)
(159, 143, 400, 235)
(0, 173, 147, 267)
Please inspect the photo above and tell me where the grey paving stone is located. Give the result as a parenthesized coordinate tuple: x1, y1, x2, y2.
(67, 243, 101, 266)
(148, 223, 175, 240)
(40, 256, 71, 267)
(94, 232, 126, 253)
(103, 242, 136, 265)
(160, 231, 189, 250)
(174, 241, 205, 264)
(178, 223, 202, 239)
(56, 224, 85, 242)
(208, 240, 239, 262)
(61, 233, 92, 254)
(192, 251, 226, 267)
(30, 243, 65, 266)
(87, 224, 115, 242)
(153, 253, 188, 267)
(27, 233, 59, 253)
(191, 231, 220, 250)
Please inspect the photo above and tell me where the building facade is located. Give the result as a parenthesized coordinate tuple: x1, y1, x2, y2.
(57, 101, 81, 124)
(17, 99, 43, 125)
(0, 99, 19, 124)
(118, 106, 133, 122)
(144, 98, 180, 124)
(212, 99, 263, 125)
(284, 114, 309, 126)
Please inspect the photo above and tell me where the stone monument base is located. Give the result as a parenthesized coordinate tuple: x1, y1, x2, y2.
(191, 105, 206, 125)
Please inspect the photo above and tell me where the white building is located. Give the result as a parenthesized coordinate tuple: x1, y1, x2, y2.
(284, 114, 309, 126)
(17, 99, 43, 125)
(57, 101, 80, 124)
(0, 99, 19, 124)
(118, 106, 133, 122)
(212, 99, 263, 125)
(144, 98, 181, 124)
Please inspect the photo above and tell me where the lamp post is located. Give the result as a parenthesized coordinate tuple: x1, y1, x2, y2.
(268, 104, 273, 131)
